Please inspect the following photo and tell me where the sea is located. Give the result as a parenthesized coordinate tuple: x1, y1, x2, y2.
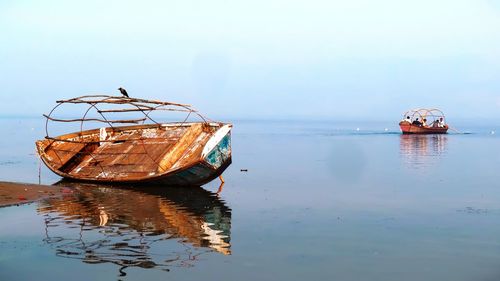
(0, 117, 500, 281)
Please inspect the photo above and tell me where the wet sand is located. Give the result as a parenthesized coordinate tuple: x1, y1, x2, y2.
(0, 181, 64, 207)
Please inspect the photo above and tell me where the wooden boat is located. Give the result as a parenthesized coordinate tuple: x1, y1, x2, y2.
(399, 108, 448, 134)
(36, 95, 232, 185)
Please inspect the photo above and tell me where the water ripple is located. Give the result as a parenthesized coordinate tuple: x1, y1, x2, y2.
(37, 182, 231, 276)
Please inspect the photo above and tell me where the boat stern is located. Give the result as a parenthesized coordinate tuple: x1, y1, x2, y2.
(201, 124, 232, 170)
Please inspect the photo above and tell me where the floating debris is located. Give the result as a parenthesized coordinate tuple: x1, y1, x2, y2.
(457, 207, 488, 214)
(0, 161, 21, 166)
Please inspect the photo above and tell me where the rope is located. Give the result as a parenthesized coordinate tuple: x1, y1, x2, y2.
(448, 125, 463, 134)
(38, 150, 42, 185)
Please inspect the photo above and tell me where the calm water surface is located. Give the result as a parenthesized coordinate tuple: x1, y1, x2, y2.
(1, 118, 500, 280)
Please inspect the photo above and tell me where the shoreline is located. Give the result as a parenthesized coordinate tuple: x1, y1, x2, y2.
(0, 181, 64, 208)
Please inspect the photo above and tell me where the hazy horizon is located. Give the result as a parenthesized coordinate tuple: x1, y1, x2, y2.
(1, 0, 500, 120)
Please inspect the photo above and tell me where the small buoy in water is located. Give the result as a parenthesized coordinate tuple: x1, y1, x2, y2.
(356, 128, 360, 131)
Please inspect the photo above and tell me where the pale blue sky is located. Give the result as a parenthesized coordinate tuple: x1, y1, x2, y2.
(1, 0, 499, 120)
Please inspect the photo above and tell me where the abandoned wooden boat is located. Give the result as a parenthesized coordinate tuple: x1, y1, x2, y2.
(35, 95, 232, 185)
(399, 108, 448, 134)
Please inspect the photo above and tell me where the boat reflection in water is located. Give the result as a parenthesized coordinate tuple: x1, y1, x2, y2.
(399, 134, 448, 169)
(37, 182, 231, 275)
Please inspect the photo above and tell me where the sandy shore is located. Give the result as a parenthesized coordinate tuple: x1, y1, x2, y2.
(0, 181, 65, 208)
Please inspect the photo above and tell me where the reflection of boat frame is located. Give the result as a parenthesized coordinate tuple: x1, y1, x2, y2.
(38, 183, 231, 274)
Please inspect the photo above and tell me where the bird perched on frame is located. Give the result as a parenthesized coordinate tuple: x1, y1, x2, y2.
(118, 87, 129, 98)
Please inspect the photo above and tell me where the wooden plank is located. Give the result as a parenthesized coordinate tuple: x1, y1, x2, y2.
(157, 123, 205, 172)
(44, 141, 87, 170)
(172, 132, 212, 170)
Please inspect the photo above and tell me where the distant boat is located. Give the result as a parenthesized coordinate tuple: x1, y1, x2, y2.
(36, 95, 232, 185)
(399, 108, 448, 134)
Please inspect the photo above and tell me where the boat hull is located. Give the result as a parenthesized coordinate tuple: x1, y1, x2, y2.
(36, 122, 232, 186)
(57, 157, 232, 186)
(399, 122, 448, 134)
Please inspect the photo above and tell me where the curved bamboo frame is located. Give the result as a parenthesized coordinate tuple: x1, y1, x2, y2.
(402, 108, 446, 125)
(44, 95, 211, 142)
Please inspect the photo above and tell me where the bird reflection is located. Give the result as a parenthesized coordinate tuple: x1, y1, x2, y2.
(37, 181, 231, 276)
(399, 134, 448, 169)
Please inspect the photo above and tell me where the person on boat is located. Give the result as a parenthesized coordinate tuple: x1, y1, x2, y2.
(429, 118, 446, 128)
(402, 116, 411, 123)
(422, 118, 427, 127)
(438, 117, 445, 127)
(431, 119, 440, 128)
(412, 118, 423, 126)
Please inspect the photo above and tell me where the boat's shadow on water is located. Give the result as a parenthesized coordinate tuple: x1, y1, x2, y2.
(37, 181, 231, 276)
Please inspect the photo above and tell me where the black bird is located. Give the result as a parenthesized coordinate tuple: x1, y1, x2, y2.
(118, 87, 129, 98)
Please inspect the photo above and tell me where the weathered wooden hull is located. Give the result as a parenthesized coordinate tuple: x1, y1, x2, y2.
(399, 122, 448, 134)
(140, 157, 232, 186)
(36, 122, 232, 186)
(53, 156, 233, 186)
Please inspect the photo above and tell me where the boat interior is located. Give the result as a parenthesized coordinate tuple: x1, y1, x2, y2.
(37, 123, 222, 181)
